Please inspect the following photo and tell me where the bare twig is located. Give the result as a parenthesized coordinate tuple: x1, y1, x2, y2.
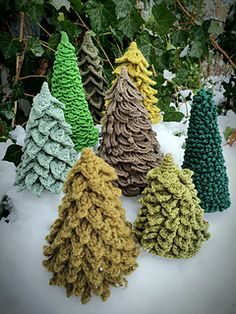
(12, 11, 25, 128)
(71, 7, 114, 70)
(40, 41, 56, 52)
(19, 75, 47, 81)
(37, 22, 51, 37)
(175, 0, 236, 70)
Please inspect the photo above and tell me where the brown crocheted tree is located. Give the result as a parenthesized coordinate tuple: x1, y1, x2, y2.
(43, 148, 139, 304)
(78, 31, 106, 124)
(98, 67, 163, 196)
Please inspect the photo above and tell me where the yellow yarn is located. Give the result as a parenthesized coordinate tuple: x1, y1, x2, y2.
(111, 41, 161, 124)
(43, 148, 139, 304)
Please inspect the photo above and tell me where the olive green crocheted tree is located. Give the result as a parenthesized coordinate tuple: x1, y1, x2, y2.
(15, 82, 77, 197)
(98, 67, 163, 196)
(78, 31, 106, 124)
(112, 41, 161, 124)
(182, 88, 231, 213)
(43, 148, 139, 304)
(134, 154, 210, 258)
(51, 31, 98, 151)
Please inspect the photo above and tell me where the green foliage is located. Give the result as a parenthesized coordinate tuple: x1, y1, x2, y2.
(3, 144, 23, 166)
(224, 127, 234, 141)
(0, 0, 232, 140)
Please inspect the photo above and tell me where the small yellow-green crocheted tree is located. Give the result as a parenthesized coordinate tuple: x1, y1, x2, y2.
(43, 148, 139, 304)
(111, 41, 161, 124)
(134, 153, 210, 259)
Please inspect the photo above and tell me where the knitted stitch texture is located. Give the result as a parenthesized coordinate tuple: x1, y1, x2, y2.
(51, 31, 98, 151)
(134, 154, 210, 258)
(182, 88, 231, 213)
(112, 41, 161, 124)
(15, 82, 77, 197)
(78, 31, 106, 124)
(98, 66, 163, 196)
(43, 148, 139, 304)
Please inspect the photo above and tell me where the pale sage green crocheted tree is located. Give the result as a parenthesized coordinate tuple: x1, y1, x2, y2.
(134, 153, 210, 258)
(15, 82, 77, 197)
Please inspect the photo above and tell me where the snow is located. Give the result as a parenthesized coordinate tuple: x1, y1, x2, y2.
(0, 111, 236, 314)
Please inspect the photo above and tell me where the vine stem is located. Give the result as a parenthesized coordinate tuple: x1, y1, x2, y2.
(19, 75, 47, 81)
(37, 22, 51, 37)
(40, 41, 56, 52)
(175, 0, 236, 70)
(72, 7, 114, 70)
(12, 11, 25, 128)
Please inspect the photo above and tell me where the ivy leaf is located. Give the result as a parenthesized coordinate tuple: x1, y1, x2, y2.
(3, 144, 23, 166)
(163, 106, 184, 122)
(172, 30, 188, 48)
(151, 4, 176, 34)
(12, 81, 24, 100)
(112, 0, 134, 19)
(50, 0, 70, 11)
(174, 68, 188, 85)
(70, 0, 83, 12)
(189, 41, 203, 58)
(208, 20, 224, 35)
(1, 110, 14, 120)
(0, 32, 23, 60)
(85, 0, 116, 34)
(224, 127, 234, 140)
(28, 37, 44, 57)
(117, 11, 144, 39)
(136, 31, 163, 64)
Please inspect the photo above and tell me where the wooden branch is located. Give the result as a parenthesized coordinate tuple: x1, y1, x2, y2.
(209, 35, 236, 69)
(19, 75, 47, 81)
(12, 11, 25, 128)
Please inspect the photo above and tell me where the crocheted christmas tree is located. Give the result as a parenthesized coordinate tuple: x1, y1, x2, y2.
(51, 31, 98, 151)
(134, 154, 210, 258)
(182, 88, 231, 213)
(43, 148, 139, 304)
(78, 31, 106, 124)
(98, 67, 163, 196)
(15, 82, 77, 197)
(112, 41, 161, 124)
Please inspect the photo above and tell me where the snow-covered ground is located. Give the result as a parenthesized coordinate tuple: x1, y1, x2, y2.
(0, 111, 235, 314)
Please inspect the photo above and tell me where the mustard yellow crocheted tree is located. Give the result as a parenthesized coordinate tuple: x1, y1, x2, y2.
(112, 41, 161, 124)
(134, 154, 210, 259)
(43, 148, 139, 304)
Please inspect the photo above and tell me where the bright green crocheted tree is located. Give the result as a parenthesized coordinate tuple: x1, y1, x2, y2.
(51, 31, 98, 151)
(15, 82, 77, 197)
(134, 154, 210, 259)
(78, 31, 106, 124)
(182, 88, 231, 213)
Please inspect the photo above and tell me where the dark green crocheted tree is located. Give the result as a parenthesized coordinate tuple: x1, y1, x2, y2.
(78, 31, 106, 124)
(182, 88, 231, 213)
(51, 31, 98, 151)
(134, 154, 210, 259)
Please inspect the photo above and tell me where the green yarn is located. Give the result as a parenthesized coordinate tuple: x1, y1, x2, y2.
(182, 88, 231, 213)
(51, 31, 98, 151)
(134, 153, 210, 259)
(15, 82, 77, 197)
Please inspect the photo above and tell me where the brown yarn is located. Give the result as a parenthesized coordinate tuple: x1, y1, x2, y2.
(43, 148, 139, 304)
(98, 67, 163, 196)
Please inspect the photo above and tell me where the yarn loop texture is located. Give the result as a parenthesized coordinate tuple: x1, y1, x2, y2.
(134, 153, 210, 258)
(182, 88, 231, 213)
(112, 41, 161, 124)
(43, 148, 139, 304)
(15, 82, 77, 196)
(98, 66, 163, 196)
(52, 31, 98, 151)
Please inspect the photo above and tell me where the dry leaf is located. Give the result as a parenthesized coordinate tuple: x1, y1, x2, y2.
(226, 129, 236, 147)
